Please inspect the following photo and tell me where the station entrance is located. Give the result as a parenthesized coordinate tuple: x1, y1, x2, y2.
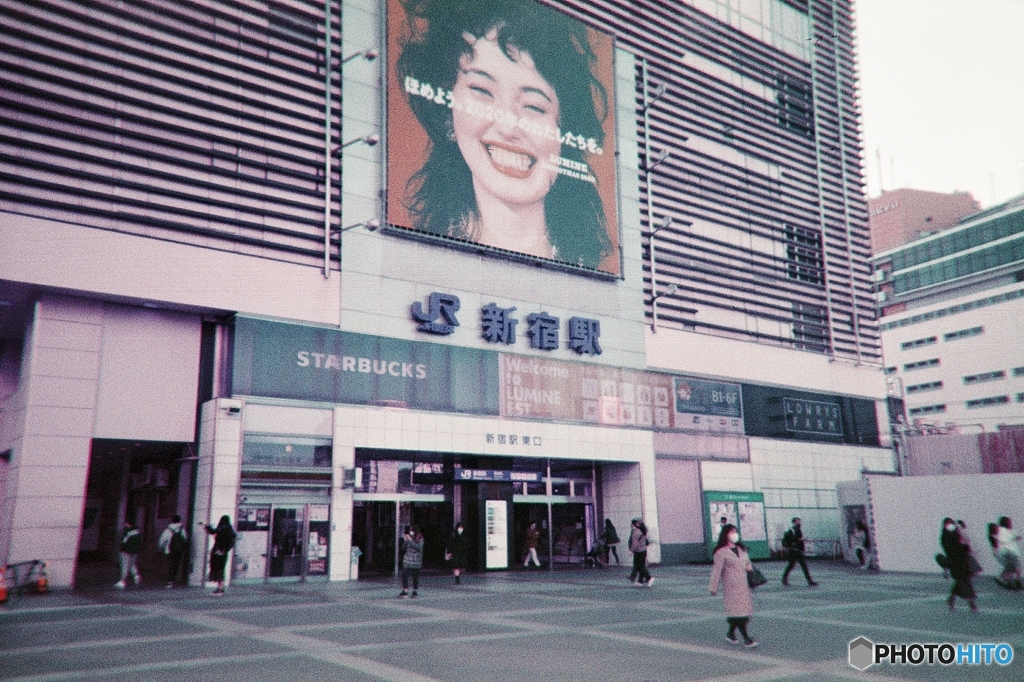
(350, 450, 601, 576)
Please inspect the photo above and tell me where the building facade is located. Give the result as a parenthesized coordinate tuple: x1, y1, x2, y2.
(875, 194, 1024, 432)
(868, 188, 980, 255)
(0, 0, 891, 588)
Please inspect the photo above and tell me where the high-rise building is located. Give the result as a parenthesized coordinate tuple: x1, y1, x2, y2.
(874, 194, 1024, 431)
(0, 0, 890, 588)
(868, 188, 980, 254)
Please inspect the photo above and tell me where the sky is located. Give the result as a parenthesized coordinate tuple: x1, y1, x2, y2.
(854, 0, 1024, 206)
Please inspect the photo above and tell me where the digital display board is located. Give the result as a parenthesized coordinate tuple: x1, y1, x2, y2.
(386, 0, 620, 275)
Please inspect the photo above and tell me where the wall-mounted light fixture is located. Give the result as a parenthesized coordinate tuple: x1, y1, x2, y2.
(644, 148, 671, 173)
(341, 48, 378, 65)
(640, 82, 668, 114)
(650, 282, 678, 333)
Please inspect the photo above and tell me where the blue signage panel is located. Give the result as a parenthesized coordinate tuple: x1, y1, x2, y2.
(232, 317, 499, 415)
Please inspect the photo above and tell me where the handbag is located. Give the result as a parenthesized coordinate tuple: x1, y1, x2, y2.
(967, 554, 982, 575)
(747, 567, 768, 588)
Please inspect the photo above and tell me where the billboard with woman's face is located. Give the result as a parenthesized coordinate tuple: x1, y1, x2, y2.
(386, 0, 620, 276)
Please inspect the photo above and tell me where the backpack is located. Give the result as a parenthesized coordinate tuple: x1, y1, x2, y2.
(170, 528, 189, 554)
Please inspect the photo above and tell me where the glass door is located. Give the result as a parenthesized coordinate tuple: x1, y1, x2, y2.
(269, 507, 304, 578)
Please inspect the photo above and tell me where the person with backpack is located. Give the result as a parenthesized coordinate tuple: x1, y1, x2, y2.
(114, 521, 143, 589)
(201, 515, 236, 595)
(158, 514, 189, 588)
(628, 518, 653, 587)
(781, 518, 817, 587)
(399, 526, 424, 598)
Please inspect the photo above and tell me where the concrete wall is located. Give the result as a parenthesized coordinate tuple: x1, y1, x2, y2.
(0, 213, 341, 327)
(0, 298, 102, 585)
(654, 458, 704, 563)
(646, 327, 890, 402)
(192, 399, 244, 587)
(0, 295, 205, 586)
(94, 304, 201, 441)
(868, 472, 1024, 575)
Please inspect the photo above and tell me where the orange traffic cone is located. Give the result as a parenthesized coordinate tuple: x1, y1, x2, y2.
(0, 567, 8, 603)
(34, 562, 49, 594)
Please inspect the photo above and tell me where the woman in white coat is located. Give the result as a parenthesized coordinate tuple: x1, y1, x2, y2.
(709, 523, 757, 647)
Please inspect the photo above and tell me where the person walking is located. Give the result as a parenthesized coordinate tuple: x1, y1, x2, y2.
(603, 518, 621, 566)
(781, 518, 817, 586)
(994, 516, 1022, 590)
(399, 526, 424, 598)
(850, 520, 871, 570)
(523, 522, 542, 568)
(709, 523, 758, 648)
(158, 514, 189, 588)
(114, 521, 143, 589)
(628, 518, 653, 586)
(940, 517, 978, 612)
(445, 522, 469, 585)
(201, 515, 236, 595)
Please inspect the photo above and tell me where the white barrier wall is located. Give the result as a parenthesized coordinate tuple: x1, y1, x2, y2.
(868, 473, 1024, 574)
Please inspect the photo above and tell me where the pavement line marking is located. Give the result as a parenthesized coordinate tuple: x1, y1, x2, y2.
(256, 629, 443, 682)
(0, 652, 292, 682)
(587, 629, 911, 682)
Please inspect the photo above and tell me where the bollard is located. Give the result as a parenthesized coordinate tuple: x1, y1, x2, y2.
(35, 562, 49, 594)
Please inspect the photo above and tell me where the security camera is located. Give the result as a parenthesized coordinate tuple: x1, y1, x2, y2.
(364, 134, 380, 147)
(365, 219, 381, 232)
(363, 49, 379, 62)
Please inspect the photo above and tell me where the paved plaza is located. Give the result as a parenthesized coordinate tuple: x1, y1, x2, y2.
(1, 561, 1022, 681)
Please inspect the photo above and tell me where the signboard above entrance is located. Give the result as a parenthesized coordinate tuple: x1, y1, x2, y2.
(454, 469, 542, 483)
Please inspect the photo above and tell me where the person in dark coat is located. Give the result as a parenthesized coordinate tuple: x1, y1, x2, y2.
(941, 517, 978, 611)
(523, 522, 542, 568)
(201, 515, 236, 595)
(603, 518, 621, 566)
(399, 526, 424, 598)
(781, 518, 817, 586)
(445, 522, 469, 585)
(709, 523, 757, 648)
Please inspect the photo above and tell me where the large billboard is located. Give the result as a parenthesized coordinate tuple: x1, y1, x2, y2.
(386, 0, 620, 275)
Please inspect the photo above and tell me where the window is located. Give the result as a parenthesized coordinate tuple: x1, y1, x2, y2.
(908, 404, 946, 416)
(883, 366, 898, 375)
(903, 358, 939, 371)
(906, 380, 943, 394)
(963, 370, 1006, 385)
(1012, 366, 1024, 377)
(944, 326, 984, 342)
(965, 395, 1010, 409)
(1016, 393, 1024, 403)
(900, 336, 937, 350)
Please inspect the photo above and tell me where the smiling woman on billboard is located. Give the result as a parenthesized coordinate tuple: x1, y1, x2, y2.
(389, 0, 619, 274)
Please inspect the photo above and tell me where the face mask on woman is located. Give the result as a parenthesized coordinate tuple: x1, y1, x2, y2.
(728, 532, 739, 544)
(945, 523, 956, 532)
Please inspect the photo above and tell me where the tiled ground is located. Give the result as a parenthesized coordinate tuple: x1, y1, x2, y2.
(1, 562, 1022, 681)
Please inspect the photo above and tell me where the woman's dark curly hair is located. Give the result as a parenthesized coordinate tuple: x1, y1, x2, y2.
(396, 0, 612, 269)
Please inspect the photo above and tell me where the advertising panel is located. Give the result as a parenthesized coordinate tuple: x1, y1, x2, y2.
(499, 354, 744, 433)
(704, 491, 769, 560)
(485, 500, 510, 569)
(386, 0, 620, 275)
